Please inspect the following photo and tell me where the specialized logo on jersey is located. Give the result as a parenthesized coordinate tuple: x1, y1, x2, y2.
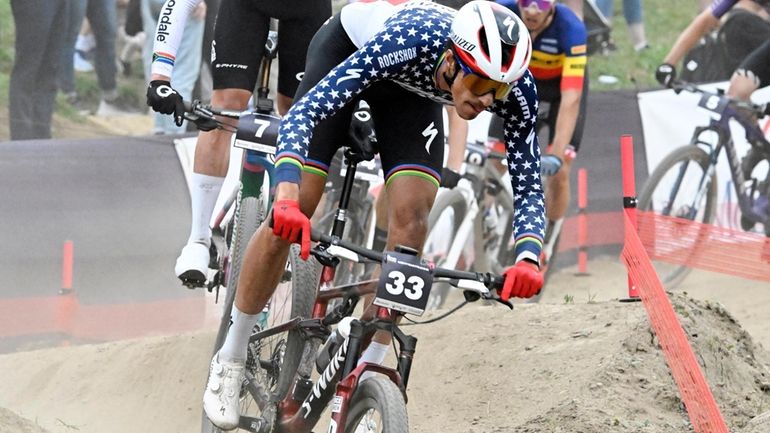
(336, 68, 364, 85)
(422, 122, 438, 153)
(210, 40, 217, 63)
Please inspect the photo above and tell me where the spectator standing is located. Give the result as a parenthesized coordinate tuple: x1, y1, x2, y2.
(58, 0, 129, 116)
(595, 0, 649, 51)
(9, 0, 70, 140)
(142, 0, 205, 134)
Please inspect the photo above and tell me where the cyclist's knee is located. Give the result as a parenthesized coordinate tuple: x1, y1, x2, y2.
(388, 202, 431, 247)
(211, 88, 252, 110)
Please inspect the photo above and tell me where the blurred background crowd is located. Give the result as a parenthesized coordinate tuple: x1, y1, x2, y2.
(2, 0, 766, 141)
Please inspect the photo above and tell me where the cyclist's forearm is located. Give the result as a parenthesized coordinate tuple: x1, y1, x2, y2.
(663, 10, 718, 66)
(550, 89, 581, 156)
(150, 0, 201, 78)
(445, 106, 468, 172)
(275, 182, 300, 202)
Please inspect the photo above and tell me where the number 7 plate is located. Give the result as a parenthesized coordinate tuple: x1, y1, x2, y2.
(374, 251, 433, 316)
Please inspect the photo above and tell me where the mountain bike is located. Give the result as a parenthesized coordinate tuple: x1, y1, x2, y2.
(422, 140, 516, 309)
(638, 80, 770, 287)
(223, 127, 511, 433)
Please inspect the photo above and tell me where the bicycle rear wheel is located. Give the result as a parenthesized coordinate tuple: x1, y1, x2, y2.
(343, 376, 408, 433)
(637, 145, 717, 288)
(423, 189, 467, 310)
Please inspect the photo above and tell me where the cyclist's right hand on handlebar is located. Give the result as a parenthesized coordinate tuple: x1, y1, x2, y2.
(655, 63, 676, 88)
(499, 261, 543, 301)
(271, 199, 311, 260)
(146, 80, 185, 126)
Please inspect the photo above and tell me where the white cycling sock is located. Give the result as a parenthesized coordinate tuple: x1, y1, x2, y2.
(219, 304, 260, 363)
(357, 341, 389, 381)
(188, 173, 224, 246)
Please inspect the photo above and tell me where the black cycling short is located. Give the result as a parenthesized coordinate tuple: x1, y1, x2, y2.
(488, 72, 589, 153)
(211, 0, 331, 97)
(299, 14, 445, 187)
(737, 38, 770, 89)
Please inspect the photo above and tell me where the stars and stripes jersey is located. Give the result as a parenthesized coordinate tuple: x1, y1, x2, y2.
(496, 1, 586, 91)
(275, 0, 545, 263)
(149, 0, 203, 78)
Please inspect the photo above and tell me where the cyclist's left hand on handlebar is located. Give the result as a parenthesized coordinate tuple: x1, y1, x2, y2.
(500, 261, 543, 301)
(540, 154, 563, 177)
(146, 80, 185, 126)
(271, 199, 311, 260)
(655, 63, 676, 88)
(440, 167, 462, 189)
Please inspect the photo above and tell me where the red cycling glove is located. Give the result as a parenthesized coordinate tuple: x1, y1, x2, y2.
(272, 199, 311, 260)
(500, 261, 543, 301)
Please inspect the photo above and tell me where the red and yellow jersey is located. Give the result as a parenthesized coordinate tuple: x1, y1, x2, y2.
(499, 2, 587, 91)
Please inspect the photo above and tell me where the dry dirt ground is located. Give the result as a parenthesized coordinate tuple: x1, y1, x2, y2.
(2, 256, 770, 433)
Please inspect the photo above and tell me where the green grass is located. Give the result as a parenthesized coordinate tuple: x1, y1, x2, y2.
(588, 0, 698, 91)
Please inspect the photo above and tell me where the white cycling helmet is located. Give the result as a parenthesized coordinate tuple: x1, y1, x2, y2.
(450, 0, 532, 83)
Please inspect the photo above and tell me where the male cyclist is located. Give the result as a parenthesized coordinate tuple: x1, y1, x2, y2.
(146, 0, 331, 286)
(490, 0, 588, 271)
(655, 0, 770, 87)
(200, 1, 545, 429)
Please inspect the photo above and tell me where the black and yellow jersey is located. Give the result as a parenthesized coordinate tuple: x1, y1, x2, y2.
(496, 1, 587, 91)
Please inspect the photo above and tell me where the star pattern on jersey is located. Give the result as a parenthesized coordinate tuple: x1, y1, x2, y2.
(274, 0, 544, 257)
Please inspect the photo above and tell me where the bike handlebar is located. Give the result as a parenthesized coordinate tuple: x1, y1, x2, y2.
(670, 80, 770, 118)
(310, 229, 511, 308)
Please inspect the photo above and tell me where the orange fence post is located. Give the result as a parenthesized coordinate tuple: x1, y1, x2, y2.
(620, 135, 641, 301)
(57, 240, 76, 345)
(575, 168, 589, 276)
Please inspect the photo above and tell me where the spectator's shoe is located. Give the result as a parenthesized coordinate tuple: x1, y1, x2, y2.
(203, 352, 244, 431)
(73, 50, 94, 72)
(96, 98, 137, 117)
(175, 241, 210, 288)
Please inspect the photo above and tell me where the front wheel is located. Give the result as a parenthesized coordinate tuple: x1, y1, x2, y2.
(343, 376, 408, 433)
(637, 145, 717, 288)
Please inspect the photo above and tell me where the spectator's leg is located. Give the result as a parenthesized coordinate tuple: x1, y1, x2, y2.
(624, 0, 648, 51)
(59, 0, 88, 99)
(87, 0, 119, 101)
(9, 0, 66, 140)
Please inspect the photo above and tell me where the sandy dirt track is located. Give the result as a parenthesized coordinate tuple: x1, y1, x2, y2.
(2, 258, 770, 433)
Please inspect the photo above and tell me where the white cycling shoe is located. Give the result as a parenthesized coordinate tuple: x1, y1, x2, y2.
(203, 352, 245, 431)
(174, 242, 210, 287)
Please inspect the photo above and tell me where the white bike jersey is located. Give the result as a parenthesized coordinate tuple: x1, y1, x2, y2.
(275, 0, 545, 263)
(150, 0, 202, 78)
